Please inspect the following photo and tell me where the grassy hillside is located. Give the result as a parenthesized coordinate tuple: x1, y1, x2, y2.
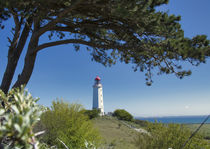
(92, 116, 210, 149)
(92, 116, 139, 149)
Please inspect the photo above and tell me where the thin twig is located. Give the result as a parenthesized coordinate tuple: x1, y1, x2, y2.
(181, 114, 210, 149)
(34, 130, 45, 137)
(57, 138, 69, 149)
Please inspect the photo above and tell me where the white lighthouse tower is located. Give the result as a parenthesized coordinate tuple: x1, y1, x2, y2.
(93, 76, 104, 116)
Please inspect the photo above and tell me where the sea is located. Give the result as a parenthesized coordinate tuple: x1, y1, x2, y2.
(137, 115, 210, 124)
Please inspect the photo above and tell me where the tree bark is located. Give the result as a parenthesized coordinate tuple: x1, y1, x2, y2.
(0, 22, 31, 93)
(12, 35, 39, 89)
(0, 55, 19, 93)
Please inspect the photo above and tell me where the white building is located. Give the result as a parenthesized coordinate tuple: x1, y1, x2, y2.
(92, 76, 104, 116)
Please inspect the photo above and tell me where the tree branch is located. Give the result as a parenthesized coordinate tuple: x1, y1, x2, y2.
(52, 26, 78, 33)
(16, 18, 33, 54)
(36, 0, 85, 37)
(0, 19, 32, 93)
(10, 10, 21, 49)
(52, 26, 110, 44)
(59, 18, 141, 44)
(35, 39, 128, 53)
(12, 13, 20, 28)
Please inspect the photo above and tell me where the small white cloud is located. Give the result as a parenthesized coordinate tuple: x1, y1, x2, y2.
(185, 105, 189, 109)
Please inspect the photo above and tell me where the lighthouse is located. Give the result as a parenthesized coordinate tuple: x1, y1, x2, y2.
(93, 76, 104, 116)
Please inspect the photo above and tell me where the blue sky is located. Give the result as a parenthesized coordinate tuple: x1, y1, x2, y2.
(0, 0, 210, 117)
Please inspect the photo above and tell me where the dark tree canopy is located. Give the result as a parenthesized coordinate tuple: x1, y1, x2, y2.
(0, 0, 209, 93)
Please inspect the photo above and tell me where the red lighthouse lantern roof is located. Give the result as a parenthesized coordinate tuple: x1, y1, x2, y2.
(95, 76, 101, 81)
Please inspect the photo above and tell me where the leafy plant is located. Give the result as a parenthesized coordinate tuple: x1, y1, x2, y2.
(134, 119, 148, 128)
(40, 100, 101, 148)
(0, 86, 43, 148)
(83, 109, 100, 119)
(134, 122, 210, 149)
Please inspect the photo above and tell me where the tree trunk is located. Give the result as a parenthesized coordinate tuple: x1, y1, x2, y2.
(0, 55, 19, 93)
(0, 22, 31, 93)
(12, 36, 39, 89)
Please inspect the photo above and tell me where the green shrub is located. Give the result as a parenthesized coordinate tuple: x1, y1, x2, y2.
(113, 109, 133, 121)
(134, 122, 210, 149)
(40, 100, 101, 148)
(0, 86, 43, 148)
(134, 119, 148, 127)
(83, 109, 100, 119)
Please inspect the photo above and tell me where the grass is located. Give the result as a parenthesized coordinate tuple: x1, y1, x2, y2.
(92, 116, 210, 148)
(92, 116, 139, 149)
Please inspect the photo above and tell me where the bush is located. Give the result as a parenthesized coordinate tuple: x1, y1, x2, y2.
(0, 86, 43, 148)
(40, 100, 101, 148)
(113, 109, 133, 121)
(134, 119, 148, 127)
(134, 122, 210, 149)
(83, 109, 100, 119)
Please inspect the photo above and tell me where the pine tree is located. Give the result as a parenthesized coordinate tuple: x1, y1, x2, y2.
(0, 0, 209, 93)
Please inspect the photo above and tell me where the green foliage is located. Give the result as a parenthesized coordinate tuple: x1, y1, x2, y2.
(0, 88, 101, 148)
(40, 100, 101, 148)
(1, 0, 210, 91)
(0, 86, 43, 148)
(134, 122, 210, 149)
(83, 109, 100, 119)
(186, 124, 210, 140)
(113, 109, 133, 121)
(134, 119, 148, 127)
